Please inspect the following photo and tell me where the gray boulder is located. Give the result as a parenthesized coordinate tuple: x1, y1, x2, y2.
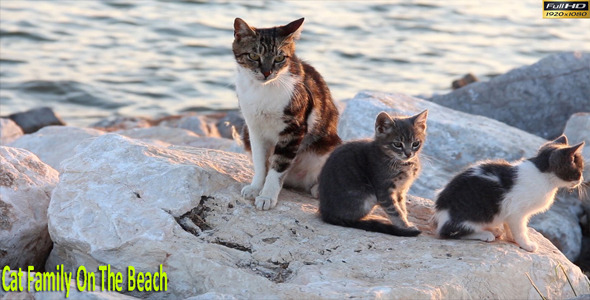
(0, 118, 23, 145)
(564, 112, 590, 185)
(430, 51, 590, 139)
(0, 146, 58, 269)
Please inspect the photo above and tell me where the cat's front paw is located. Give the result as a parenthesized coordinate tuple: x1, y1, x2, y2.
(255, 195, 277, 210)
(241, 184, 261, 200)
(310, 184, 319, 199)
(518, 241, 538, 252)
(489, 227, 504, 238)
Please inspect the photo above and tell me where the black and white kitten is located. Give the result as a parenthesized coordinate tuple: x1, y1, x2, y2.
(435, 135, 585, 252)
(319, 111, 428, 237)
(233, 18, 341, 210)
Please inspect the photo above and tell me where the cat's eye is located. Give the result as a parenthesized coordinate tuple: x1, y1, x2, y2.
(248, 53, 260, 61)
(412, 141, 421, 148)
(392, 142, 403, 149)
(274, 55, 286, 63)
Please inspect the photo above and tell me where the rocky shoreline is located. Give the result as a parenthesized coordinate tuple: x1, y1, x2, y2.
(1, 52, 589, 299)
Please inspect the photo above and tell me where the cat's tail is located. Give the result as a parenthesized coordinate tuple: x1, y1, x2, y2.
(322, 215, 421, 237)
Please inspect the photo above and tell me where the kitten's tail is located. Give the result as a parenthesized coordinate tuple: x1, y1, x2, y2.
(322, 215, 421, 237)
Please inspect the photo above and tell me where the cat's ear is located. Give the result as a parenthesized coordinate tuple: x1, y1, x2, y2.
(279, 18, 304, 40)
(234, 18, 256, 40)
(551, 134, 568, 145)
(375, 112, 394, 136)
(411, 110, 428, 132)
(566, 141, 585, 155)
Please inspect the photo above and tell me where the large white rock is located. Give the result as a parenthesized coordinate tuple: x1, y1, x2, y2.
(9, 126, 104, 171)
(0, 118, 24, 145)
(9, 126, 243, 173)
(339, 91, 584, 261)
(118, 127, 243, 153)
(0, 146, 58, 269)
(47, 134, 589, 299)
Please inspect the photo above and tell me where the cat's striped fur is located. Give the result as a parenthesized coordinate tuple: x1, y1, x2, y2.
(233, 18, 340, 210)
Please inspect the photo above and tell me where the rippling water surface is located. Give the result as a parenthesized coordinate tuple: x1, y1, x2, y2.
(1, 1, 588, 126)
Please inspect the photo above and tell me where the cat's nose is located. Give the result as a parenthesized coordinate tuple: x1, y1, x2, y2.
(262, 70, 271, 78)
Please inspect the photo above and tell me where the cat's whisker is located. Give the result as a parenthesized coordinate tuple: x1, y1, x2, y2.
(418, 153, 437, 167)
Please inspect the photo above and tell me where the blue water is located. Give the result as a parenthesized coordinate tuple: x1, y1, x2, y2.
(1, 1, 589, 126)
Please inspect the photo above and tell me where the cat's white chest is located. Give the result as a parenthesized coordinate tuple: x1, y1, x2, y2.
(236, 67, 296, 140)
(501, 161, 559, 216)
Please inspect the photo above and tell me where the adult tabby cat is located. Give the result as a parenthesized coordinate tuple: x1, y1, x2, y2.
(435, 135, 585, 252)
(233, 17, 341, 210)
(319, 111, 428, 237)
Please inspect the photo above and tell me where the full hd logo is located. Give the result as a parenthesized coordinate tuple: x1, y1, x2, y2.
(543, 1, 590, 18)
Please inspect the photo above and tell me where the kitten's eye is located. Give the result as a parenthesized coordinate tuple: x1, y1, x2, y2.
(412, 141, 421, 148)
(248, 53, 260, 61)
(392, 142, 403, 149)
(274, 55, 285, 63)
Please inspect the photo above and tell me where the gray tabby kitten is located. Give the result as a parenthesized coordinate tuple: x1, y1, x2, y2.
(233, 18, 341, 210)
(319, 111, 428, 236)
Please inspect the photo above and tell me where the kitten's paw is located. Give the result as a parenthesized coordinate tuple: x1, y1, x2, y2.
(518, 241, 538, 252)
(481, 231, 496, 242)
(310, 184, 319, 199)
(241, 185, 261, 200)
(255, 195, 277, 211)
(490, 227, 504, 238)
(464, 231, 495, 242)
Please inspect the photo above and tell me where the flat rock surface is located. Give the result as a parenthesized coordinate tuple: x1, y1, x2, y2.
(46, 134, 589, 299)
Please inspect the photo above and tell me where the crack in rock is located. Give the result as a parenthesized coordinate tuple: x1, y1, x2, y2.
(237, 261, 292, 283)
(213, 239, 252, 253)
(175, 196, 212, 236)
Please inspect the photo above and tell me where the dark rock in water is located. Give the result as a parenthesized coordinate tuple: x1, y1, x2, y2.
(216, 110, 245, 140)
(451, 73, 478, 89)
(8, 107, 65, 133)
(430, 52, 590, 139)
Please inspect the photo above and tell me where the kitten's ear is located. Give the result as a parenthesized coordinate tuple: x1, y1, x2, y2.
(279, 18, 304, 40)
(411, 110, 428, 131)
(234, 18, 256, 40)
(567, 141, 585, 155)
(552, 134, 568, 145)
(375, 112, 394, 136)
